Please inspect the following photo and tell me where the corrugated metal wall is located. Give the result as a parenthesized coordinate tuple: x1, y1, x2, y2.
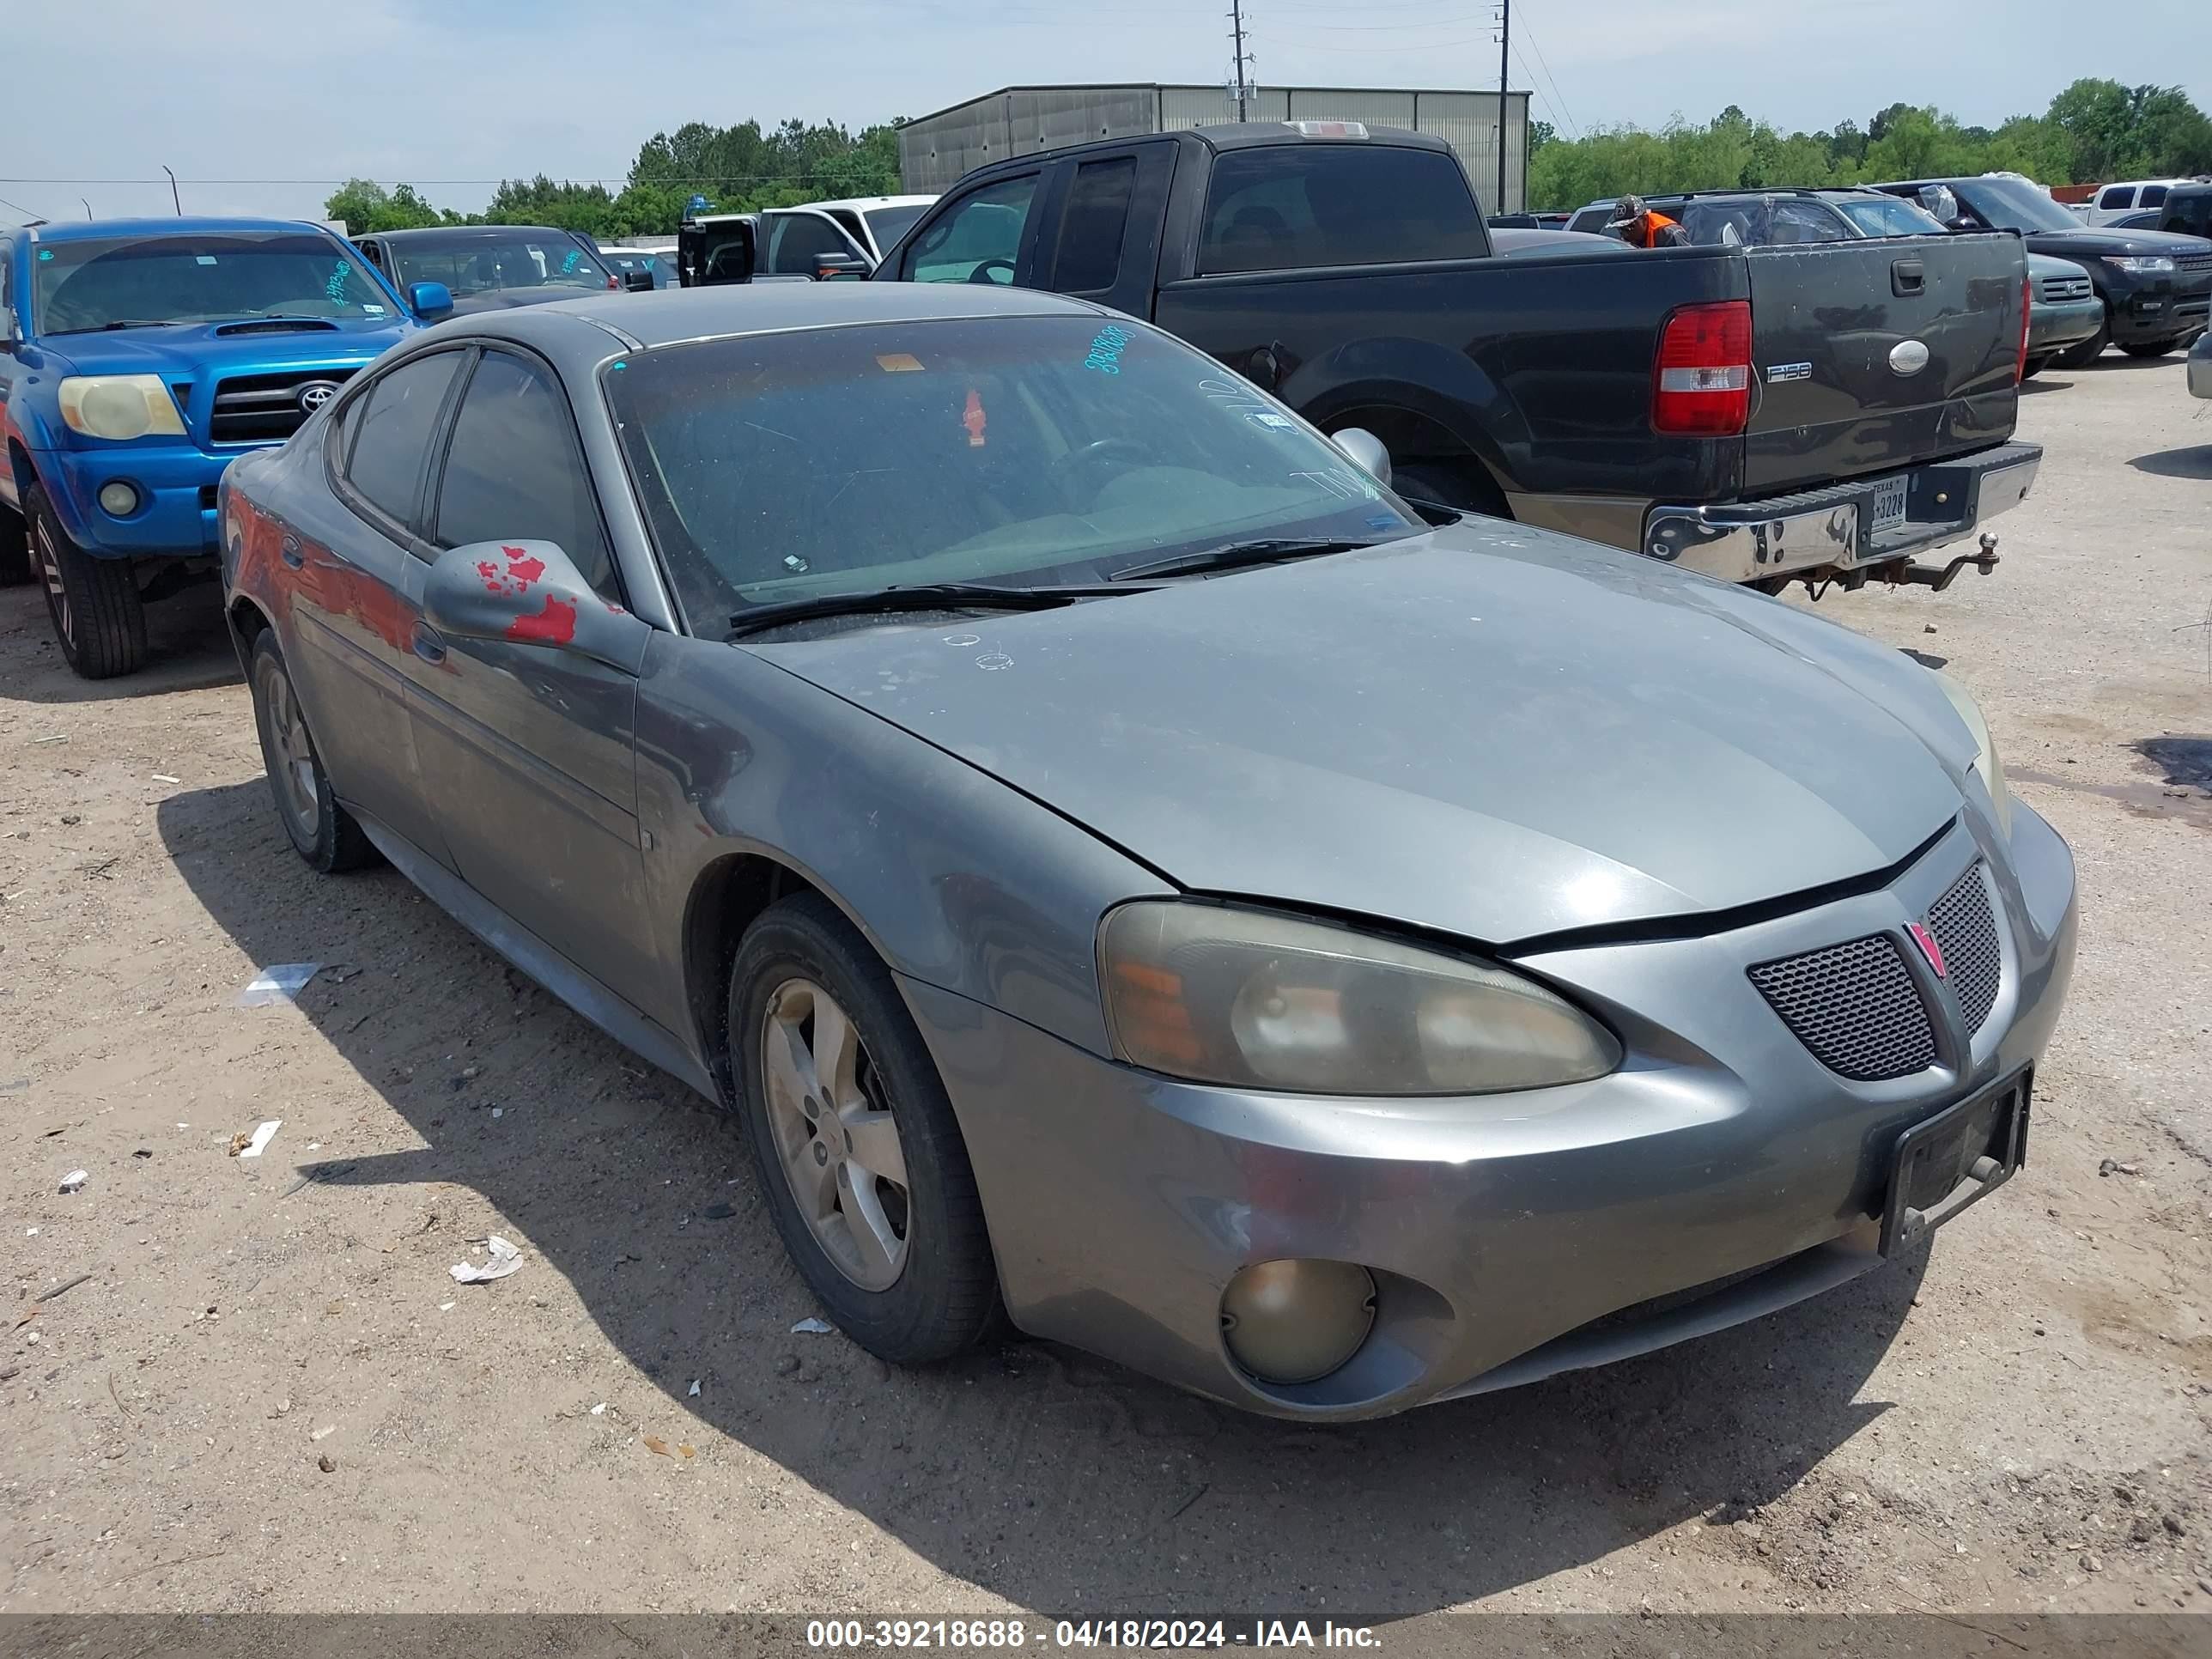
(899, 84, 1529, 210)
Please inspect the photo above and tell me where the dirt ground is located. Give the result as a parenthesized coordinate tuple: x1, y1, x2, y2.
(3, 353, 2209, 1623)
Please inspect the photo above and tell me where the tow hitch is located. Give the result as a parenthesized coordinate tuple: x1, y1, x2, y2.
(1900, 532, 2002, 592)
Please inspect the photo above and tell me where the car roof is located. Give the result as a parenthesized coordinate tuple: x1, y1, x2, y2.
(802, 195, 938, 212)
(960, 120, 1449, 176)
(371, 224, 583, 242)
(430, 277, 1108, 359)
(18, 216, 338, 244)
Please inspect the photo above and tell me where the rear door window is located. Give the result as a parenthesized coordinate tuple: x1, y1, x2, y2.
(2141, 185, 2169, 209)
(1050, 157, 1139, 295)
(902, 177, 1039, 283)
(2097, 185, 2136, 210)
(765, 214, 859, 276)
(1199, 146, 1485, 274)
(341, 349, 465, 531)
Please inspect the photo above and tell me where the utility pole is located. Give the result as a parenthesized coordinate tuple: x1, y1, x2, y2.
(1496, 0, 1511, 213)
(1229, 1, 1251, 123)
(161, 165, 180, 216)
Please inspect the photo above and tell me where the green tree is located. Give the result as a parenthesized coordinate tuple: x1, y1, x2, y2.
(1528, 118, 1556, 155)
(321, 178, 450, 233)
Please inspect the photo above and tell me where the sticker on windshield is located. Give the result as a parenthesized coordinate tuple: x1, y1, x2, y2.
(362, 303, 387, 316)
(1366, 513, 1406, 531)
(963, 388, 988, 448)
(876, 353, 925, 373)
(196, 255, 219, 266)
(1082, 323, 1131, 374)
(1245, 411, 1296, 431)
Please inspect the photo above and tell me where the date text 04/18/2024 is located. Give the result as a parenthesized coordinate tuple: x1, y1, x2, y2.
(805, 1620, 1382, 1650)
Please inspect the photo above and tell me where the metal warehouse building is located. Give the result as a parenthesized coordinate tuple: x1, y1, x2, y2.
(897, 83, 1531, 211)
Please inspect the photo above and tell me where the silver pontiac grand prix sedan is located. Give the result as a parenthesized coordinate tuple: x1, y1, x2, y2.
(219, 283, 2076, 1420)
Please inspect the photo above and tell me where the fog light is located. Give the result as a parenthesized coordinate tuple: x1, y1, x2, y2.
(98, 481, 140, 517)
(1219, 1259, 1376, 1385)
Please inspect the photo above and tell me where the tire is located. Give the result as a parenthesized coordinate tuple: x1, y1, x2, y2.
(27, 484, 145, 678)
(730, 894, 998, 1365)
(246, 630, 377, 872)
(2051, 315, 2109, 370)
(1391, 460, 1510, 520)
(2119, 337, 2179, 359)
(0, 505, 28, 586)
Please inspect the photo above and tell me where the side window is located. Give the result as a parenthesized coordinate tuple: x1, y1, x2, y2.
(1765, 201, 1852, 244)
(433, 349, 616, 599)
(358, 240, 386, 272)
(342, 349, 464, 530)
(2097, 185, 2133, 210)
(902, 176, 1039, 283)
(1199, 147, 1485, 274)
(2141, 185, 2168, 209)
(766, 214, 857, 276)
(1051, 157, 1139, 294)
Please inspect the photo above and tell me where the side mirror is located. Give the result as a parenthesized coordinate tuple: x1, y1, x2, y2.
(408, 281, 454, 320)
(811, 253, 872, 281)
(1329, 427, 1393, 488)
(621, 267, 655, 292)
(423, 540, 651, 672)
(678, 219, 757, 287)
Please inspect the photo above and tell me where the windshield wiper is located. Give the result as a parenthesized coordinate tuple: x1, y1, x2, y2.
(1109, 537, 1380, 582)
(726, 580, 1150, 640)
(49, 319, 180, 335)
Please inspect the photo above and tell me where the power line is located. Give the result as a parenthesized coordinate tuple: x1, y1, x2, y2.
(1516, 16, 1583, 138)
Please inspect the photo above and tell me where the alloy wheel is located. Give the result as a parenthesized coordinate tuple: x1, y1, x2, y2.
(258, 657, 321, 842)
(33, 518, 72, 647)
(759, 977, 912, 1291)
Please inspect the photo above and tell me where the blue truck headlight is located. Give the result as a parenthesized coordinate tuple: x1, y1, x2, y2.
(58, 375, 186, 441)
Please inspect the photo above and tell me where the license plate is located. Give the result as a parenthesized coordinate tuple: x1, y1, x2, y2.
(1868, 477, 1909, 537)
(1879, 1072, 2030, 1256)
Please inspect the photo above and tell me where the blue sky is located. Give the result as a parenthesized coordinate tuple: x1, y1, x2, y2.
(6, 0, 2209, 225)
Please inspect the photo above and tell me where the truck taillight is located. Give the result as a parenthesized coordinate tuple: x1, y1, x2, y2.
(1652, 301, 1752, 435)
(2015, 273, 2031, 384)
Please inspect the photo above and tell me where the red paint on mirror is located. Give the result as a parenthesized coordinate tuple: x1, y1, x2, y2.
(505, 592, 578, 646)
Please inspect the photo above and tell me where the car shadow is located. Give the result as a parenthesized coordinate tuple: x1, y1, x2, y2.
(0, 582, 239, 703)
(158, 778, 1922, 1616)
(2082, 350, 2189, 372)
(2130, 444, 2212, 481)
(2017, 374, 2070, 394)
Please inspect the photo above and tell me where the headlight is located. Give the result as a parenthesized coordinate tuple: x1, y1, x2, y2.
(2102, 255, 2174, 275)
(1099, 902, 1621, 1096)
(58, 375, 186, 441)
(1931, 670, 2012, 839)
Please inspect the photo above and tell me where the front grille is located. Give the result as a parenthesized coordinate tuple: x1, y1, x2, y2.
(2176, 251, 2212, 276)
(209, 368, 356, 445)
(1927, 862, 2002, 1034)
(2038, 275, 2092, 302)
(1749, 935, 1936, 1081)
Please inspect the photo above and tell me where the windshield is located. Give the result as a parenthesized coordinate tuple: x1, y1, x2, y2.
(862, 204, 931, 252)
(1831, 195, 1949, 237)
(604, 315, 1420, 626)
(387, 233, 611, 299)
(32, 231, 392, 334)
(1954, 178, 2080, 234)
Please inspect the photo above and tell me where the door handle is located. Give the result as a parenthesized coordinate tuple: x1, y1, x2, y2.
(280, 536, 304, 568)
(410, 622, 447, 664)
(1892, 259, 1925, 297)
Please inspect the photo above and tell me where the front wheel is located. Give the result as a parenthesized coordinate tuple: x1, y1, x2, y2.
(27, 484, 145, 678)
(731, 894, 999, 1365)
(2119, 337, 2179, 359)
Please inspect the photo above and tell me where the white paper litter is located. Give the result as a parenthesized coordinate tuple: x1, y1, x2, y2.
(236, 1120, 282, 1158)
(489, 1108, 503, 1119)
(309, 1425, 337, 1443)
(26, 1227, 40, 1237)
(439, 1301, 455, 1311)
(589, 1402, 607, 1416)
(791, 1317, 834, 1335)
(237, 963, 321, 1007)
(687, 1379, 701, 1398)
(58, 1170, 88, 1194)
(151, 773, 180, 785)
(449, 1235, 523, 1284)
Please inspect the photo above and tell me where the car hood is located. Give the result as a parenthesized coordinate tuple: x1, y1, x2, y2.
(757, 526, 1977, 945)
(2027, 252, 2091, 281)
(37, 314, 413, 377)
(2025, 228, 2212, 258)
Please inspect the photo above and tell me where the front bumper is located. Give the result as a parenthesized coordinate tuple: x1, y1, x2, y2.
(2105, 267, 2211, 345)
(907, 803, 2075, 1421)
(2028, 294, 2106, 356)
(1642, 441, 2041, 586)
(32, 441, 260, 560)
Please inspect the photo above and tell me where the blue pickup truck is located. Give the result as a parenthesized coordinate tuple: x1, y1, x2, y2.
(0, 217, 449, 678)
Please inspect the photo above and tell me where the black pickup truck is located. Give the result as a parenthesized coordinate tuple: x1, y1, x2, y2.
(874, 122, 2041, 592)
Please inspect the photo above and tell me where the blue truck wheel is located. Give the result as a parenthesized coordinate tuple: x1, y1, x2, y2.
(27, 483, 147, 679)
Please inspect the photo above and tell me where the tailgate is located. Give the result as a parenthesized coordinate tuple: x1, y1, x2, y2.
(1741, 232, 2026, 495)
